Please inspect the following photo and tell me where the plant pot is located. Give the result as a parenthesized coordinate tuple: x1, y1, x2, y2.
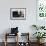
(37, 39, 44, 44)
(40, 38, 45, 43)
(37, 39, 40, 43)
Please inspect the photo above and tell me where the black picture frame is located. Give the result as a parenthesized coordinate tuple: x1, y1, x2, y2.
(10, 8, 26, 20)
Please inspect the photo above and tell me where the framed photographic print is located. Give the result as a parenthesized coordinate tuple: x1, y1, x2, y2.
(37, 0, 46, 19)
(10, 8, 26, 20)
(36, 0, 46, 26)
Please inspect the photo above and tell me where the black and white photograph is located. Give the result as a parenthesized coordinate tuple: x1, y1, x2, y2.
(10, 8, 26, 20)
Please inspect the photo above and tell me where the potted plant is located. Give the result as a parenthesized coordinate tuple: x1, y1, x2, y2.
(33, 32, 46, 43)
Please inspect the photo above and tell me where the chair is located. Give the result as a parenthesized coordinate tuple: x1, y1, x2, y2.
(4, 33, 18, 46)
(18, 33, 30, 46)
(4, 27, 19, 46)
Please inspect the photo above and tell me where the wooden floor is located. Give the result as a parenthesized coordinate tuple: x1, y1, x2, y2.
(0, 42, 46, 46)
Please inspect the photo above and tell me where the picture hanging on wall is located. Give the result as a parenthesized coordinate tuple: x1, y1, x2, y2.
(37, 0, 46, 19)
(36, 0, 46, 26)
(10, 8, 26, 20)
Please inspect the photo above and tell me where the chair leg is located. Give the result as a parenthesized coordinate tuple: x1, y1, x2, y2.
(4, 41, 7, 46)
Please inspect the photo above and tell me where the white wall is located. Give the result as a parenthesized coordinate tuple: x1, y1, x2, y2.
(0, 0, 36, 42)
